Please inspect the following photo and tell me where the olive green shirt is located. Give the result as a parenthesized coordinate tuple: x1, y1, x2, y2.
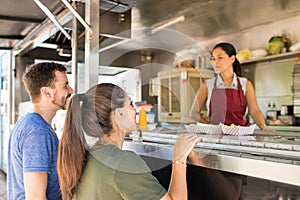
(73, 145, 167, 200)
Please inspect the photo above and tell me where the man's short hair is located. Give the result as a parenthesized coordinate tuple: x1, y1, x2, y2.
(22, 62, 67, 101)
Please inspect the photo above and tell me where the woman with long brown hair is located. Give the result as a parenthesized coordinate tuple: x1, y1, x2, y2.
(57, 83, 199, 200)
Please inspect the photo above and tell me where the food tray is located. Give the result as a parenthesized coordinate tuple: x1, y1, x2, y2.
(184, 124, 201, 134)
(184, 123, 222, 134)
(221, 124, 256, 135)
(196, 122, 223, 134)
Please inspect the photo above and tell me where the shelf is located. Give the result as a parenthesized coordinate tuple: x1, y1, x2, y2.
(241, 50, 300, 65)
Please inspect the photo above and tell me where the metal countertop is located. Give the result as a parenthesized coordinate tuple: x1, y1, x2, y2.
(123, 129, 300, 186)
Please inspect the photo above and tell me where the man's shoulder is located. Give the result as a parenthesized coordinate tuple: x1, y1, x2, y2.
(11, 113, 54, 140)
(17, 113, 49, 129)
(22, 112, 44, 122)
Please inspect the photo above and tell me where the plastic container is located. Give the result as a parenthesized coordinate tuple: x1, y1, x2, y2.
(268, 36, 283, 55)
(184, 123, 222, 134)
(135, 104, 153, 112)
(221, 124, 256, 135)
(196, 122, 223, 134)
(289, 42, 300, 52)
(184, 124, 200, 134)
(268, 35, 292, 55)
(147, 123, 157, 131)
(136, 112, 155, 124)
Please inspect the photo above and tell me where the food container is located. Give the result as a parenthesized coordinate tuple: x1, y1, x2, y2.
(289, 42, 300, 52)
(280, 105, 288, 115)
(250, 49, 267, 59)
(147, 123, 157, 131)
(196, 122, 223, 134)
(268, 35, 292, 55)
(184, 124, 200, 134)
(135, 104, 153, 112)
(221, 124, 256, 135)
(278, 115, 294, 125)
(184, 123, 222, 134)
(136, 112, 155, 124)
(268, 36, 283, 55)
(266, 110, 277, 120)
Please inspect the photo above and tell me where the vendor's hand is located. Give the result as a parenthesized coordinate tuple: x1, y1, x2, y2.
(173, 134, 200, 163)
(260, 125, 275, 132)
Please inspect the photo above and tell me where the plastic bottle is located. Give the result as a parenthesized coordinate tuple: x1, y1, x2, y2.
(138, 106, 148, 131)
(272, 102, 276, 110)
(268, 102, 271, 110)
(266, 102, 277, 121)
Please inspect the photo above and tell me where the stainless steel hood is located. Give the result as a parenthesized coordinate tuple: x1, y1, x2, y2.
(1, 0, 300, 55)
(132, 0, 300, 40)
(101, 0, 300, 55)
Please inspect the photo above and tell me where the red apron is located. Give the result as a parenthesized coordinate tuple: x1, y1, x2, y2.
(209, 76, 249, 126)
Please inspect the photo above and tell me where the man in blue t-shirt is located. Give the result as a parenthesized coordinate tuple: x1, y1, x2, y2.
(7, 62, 74, 200)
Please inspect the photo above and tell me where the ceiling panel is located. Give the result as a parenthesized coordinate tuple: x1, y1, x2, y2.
(0, 0, 64, 49)
(0, 0, 62, 19)
(0, 20, 37, 35)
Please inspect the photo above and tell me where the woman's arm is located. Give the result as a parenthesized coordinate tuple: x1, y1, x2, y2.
(189, 82, 209, 123)
(245, 80, 269, 131)
(160, 134, 200, 200)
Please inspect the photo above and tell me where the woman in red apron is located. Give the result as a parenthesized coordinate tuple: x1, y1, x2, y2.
(190, 43, 268, 131)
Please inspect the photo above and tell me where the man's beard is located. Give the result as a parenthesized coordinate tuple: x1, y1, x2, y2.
(51, 98, 67, 110)
(52, 94, 71, 110)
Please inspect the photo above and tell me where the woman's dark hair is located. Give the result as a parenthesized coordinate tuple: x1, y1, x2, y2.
(213, 42, 242, 76)
(57, 83, 126, 199)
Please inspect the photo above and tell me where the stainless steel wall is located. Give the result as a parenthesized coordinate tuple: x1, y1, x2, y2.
(242, 59, 295, 118)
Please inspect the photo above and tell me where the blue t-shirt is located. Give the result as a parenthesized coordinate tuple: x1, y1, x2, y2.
(8, 112, 62, 200)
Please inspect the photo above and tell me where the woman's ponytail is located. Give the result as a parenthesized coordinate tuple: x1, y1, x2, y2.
(57, 94, 87, 199)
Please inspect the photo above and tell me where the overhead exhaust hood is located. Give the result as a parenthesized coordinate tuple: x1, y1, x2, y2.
(100, 0, 130, 13)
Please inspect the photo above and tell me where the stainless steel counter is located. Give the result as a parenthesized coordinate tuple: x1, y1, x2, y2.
(123, 129, 300, 186)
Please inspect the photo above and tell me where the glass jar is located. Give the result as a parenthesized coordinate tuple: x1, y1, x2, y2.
(268, 36, 283, 55)
(268, 35, 292, 55)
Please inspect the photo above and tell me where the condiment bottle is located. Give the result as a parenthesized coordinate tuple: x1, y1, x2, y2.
(138, 106, 148, 131)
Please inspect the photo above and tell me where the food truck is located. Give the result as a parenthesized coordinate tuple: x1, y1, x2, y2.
(1, 0, 300, 198)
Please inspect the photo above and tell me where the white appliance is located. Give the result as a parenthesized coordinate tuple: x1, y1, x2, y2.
(157, 68, 214, 123)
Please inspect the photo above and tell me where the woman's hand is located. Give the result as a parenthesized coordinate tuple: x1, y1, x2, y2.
(259, 124, 276, 132)
(172, 134, 200, 163)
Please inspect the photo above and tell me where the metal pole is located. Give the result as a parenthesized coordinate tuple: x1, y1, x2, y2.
(71, 2, 78, 94)
(85, 0, 99, 90)
(61, 0, 93, 37)
(33, 0, 71, 40)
